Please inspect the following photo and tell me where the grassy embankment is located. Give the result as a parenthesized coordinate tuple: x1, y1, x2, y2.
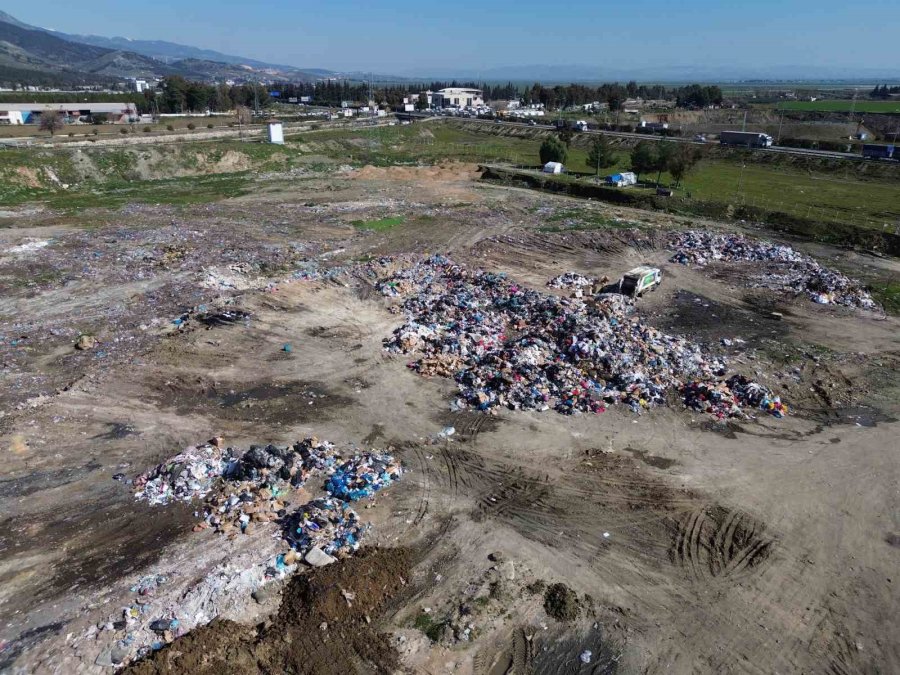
(2, 123, 898, 236)
(305, 124, 899, 233)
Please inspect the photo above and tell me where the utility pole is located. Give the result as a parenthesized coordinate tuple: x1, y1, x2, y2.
(776, 104, 785, 145)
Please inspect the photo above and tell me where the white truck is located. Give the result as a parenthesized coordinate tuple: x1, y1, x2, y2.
(620, 266, 662, 297)
(574, 120, 589, 131)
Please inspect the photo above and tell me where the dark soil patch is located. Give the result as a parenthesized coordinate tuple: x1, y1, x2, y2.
(798, 404, 896, 428)
(125, 547, 412, 675)
(544, 583, 580, 622)
(154, 378, 355, 425)
(0, 496, 196, 603)
(652, 290, 789, 344)
(625, 447, 677, 470)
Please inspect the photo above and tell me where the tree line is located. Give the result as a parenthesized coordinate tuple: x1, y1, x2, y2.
(870, 84, 900, 99)
(539, 134, 702, 187)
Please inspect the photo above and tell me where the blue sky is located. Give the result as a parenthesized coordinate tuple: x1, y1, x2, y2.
(17, 1, 900, 75)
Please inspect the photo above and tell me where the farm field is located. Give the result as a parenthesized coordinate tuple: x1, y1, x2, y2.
(777, 100, 900, 113)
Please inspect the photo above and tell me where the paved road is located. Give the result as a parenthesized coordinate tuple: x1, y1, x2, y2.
(402, 113, 868, 162)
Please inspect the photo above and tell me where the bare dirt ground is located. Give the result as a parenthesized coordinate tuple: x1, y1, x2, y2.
(1, 164, 898, 674)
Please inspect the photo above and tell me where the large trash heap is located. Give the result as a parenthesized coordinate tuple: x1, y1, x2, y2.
(379, 255, 787, 418)
(134, 437, 402, 560)
(667, 230, 877, 309)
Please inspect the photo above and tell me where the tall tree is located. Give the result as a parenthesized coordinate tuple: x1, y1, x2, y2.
(40, 110, 64, 136)
(668, 145, 701, 187)
(630, 142, 656, 181)
(587, 136, 615, 175)
(540, 137, 568, 165)
(654, 140, 676, 185)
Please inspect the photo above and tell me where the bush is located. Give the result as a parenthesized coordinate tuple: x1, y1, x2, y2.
(187, 122, 196, 130)
(543, 583, 579, 621)
(207, 123, 214, 129)
(68, 132, 74, 137)
(92, 129, 98, 135)
(166, 124, 175, 132)
(228, 122, 235, 128)
(120, 127, 128, 134)
(539, 137, 568, 165)
(143, 126, 152, 133)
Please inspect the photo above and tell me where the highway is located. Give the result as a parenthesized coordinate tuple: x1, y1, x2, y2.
(401, 113, 868, 162)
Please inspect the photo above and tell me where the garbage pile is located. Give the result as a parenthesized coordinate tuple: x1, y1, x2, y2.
(134, 437, 402, 557)
(547, 272, 595, 289)
(682, 375, 788, 419)
(668, 230, 877, 309)
(380, 256, 783, 418)
(281, 498, 365, 559)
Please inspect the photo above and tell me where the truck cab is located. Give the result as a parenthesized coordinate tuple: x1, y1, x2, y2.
(620, 266, 662, 297)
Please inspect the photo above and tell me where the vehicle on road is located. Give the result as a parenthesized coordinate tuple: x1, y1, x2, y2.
(719, 131, 774, 148)
(862, 143, 896, 160)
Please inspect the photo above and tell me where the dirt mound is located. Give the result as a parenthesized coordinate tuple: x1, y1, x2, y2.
(126, 547, 412, 675)
(543, 583, 580, 621)
(352, 162, 481, 183)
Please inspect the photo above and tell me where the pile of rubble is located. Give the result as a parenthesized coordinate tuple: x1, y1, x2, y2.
(134, 437, 402, 556)
(380, 256, 783, 418)
(668, 230, 877, 309)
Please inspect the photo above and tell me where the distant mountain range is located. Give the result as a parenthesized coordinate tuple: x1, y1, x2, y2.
(414, 63, 900, 84)
(0, 10, 332, 85)
(1, 10, 896, 88)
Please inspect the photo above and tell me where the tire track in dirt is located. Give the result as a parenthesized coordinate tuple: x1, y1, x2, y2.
(670, 506, 775, 582)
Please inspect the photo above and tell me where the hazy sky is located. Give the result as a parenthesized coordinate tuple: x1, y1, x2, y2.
(17, 1, 900, 73)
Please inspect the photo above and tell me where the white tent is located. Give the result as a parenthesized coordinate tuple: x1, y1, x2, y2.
(542, 161, 564, 174)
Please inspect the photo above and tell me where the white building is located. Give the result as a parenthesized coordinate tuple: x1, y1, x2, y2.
(0, 110, 25, 125)
(0, 102, 138, 124)
(432, 88, 484, 108)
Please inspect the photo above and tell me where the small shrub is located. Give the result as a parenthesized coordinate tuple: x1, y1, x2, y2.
(543, 583, 579, 621)
(120, 127, 128, 134)
(166, 124, 175, 132)
(68, 132, 74, 137)
(228, 122, 235, 128)
(207, 123, 214, 129)
(92, 129, 99, 136)
(187, 122, 196, 130)
(311, 124, 321, 130)
(143, 126, 152, 133)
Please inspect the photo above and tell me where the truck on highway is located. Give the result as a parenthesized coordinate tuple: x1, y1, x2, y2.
(574, 120, 589, 131)
(719, 131, 774, 148)
(862, 143, 896, 160)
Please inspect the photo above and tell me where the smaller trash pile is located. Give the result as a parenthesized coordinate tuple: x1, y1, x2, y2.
(379, 256, 783, 419)
(134, 437, 402, 559)
(281, 498, 364, 559)
(681, 375, 788, 419)
(547, 272, 595, 289)
(668, 230, 877, 310)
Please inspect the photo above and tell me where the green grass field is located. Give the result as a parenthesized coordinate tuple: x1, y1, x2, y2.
(777, 100, 900, 114)
(2, 123, 898, 235)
